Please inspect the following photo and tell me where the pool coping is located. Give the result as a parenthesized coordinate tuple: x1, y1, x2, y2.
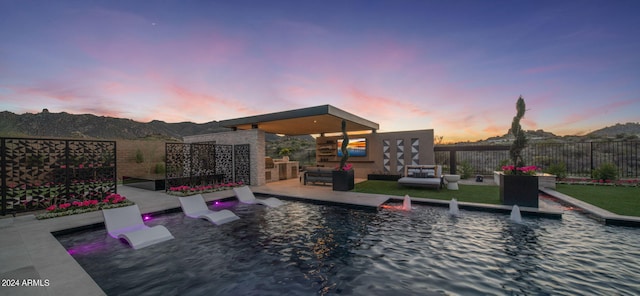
(540, 188, 640, 227)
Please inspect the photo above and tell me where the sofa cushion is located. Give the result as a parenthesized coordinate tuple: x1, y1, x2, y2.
(407, 168, 421, 177)
(406, 166, 438, 178)
(398, 176, 442, 189)
(413, 172, 427, 178)
(425, 169, 436, 178)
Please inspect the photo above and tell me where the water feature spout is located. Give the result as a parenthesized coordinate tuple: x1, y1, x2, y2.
(449, 198, 459, 216)
(510, 205, 522, 223)
(402, 195, 412, 211)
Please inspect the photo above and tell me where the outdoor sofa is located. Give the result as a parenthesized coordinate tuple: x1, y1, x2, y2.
(397, 165, 444, 190)
(303, 167, 334, 185)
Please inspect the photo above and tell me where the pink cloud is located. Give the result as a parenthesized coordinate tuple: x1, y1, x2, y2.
(162, 84, 261, 120)
(59, 9, 246, 79)
(344, 88, 431, 120)
(6, 82, 97, 104)
(550, 98, 637, 129)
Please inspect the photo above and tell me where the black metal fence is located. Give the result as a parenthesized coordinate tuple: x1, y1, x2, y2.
(1, 138, 117, 216)
(165, 143, 251, 189)
(436, 140, 640, 178)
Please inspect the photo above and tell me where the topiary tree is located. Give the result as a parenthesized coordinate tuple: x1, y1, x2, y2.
(509, 96, 528, 174)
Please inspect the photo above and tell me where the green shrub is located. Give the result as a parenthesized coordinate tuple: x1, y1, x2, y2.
(154, 163, 166, 174)
(545, 162, 567, 179)
(457, 160, 474, 179)
(592, 163, 618, 181)
(135, 149, 144, 163)
(496, 159, 510, 171)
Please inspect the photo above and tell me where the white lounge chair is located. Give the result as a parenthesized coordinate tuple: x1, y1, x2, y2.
(102, 205, 174, 250)
(233, 186, 283, 208)
(178, 194, 240, 225)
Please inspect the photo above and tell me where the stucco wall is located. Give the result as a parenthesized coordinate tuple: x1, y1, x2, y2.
(316, 129, 434, 178)
(116, 139, 166, 180)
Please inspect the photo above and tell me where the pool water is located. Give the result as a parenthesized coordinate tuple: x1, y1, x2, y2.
(56, 200, 640, 295)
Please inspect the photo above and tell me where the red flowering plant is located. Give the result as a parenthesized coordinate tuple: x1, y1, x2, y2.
(501, 165, 539, 176)
(167, 181, 245, 196)
(335, 163, 353, 171)
(37, 193, 134, 220)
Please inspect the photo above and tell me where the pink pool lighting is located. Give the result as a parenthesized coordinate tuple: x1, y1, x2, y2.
(143, 214, 152, 221)
(211, 200, 237, 209)
(67, 242, 109, 255)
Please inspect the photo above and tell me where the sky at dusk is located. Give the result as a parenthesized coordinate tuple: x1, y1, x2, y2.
(1, 0, 639, 142)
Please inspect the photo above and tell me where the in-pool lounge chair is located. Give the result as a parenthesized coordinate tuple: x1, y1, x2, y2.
(102, 205, 174, 250)
(233, 186, 283, 208)
(178, 194, 240, 225)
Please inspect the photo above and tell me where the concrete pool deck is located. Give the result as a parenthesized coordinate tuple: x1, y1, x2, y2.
(0, 179, 635, 295)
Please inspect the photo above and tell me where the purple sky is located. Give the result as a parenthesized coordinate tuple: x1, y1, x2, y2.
(1, 0, 638, 142)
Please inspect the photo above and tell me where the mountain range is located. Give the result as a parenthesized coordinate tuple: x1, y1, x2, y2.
(1, 109, 638, 142)
(0, 109, 229, 141)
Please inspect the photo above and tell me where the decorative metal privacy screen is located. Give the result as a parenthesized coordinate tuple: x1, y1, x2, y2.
(234, 144, 251, 184)
(165, 143, 251, 189)
(1, 138, 117, 215)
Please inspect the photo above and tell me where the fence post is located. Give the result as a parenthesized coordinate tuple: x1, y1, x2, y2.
(450, 150, 457, 175)
(590, 142, 594, 179)
(113, 141, 118, 194)
(65, 140, 71, 202)
(1, 138, 5, 216)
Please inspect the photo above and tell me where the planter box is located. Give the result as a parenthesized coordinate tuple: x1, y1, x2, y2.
(367, 174, 401, 181)
(537, 174, 556, 189)
(500, 174, 539, 208)
(123, 175, 166, 191)
(333, 169, 355, 191)
(494, 171, 556, 189)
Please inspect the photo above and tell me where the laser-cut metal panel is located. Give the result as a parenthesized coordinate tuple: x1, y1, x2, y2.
(166, 142, 225, 188)
(190, 143, 217, 185)
(234, 144, 251, 185)
(215, 145, 234, 183)
(165, 143, 191, 188)
(1, 138, 116, 215)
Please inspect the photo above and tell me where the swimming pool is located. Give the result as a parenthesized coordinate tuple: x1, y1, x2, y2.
(56, 199, 640, 295)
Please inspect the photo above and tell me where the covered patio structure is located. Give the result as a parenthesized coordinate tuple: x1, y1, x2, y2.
(219, 104, 379, 136)
(183, 105, 378, 186)
(183, 104, 434, 186)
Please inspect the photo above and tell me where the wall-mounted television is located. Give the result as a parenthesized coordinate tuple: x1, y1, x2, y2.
(337, 138, 367, 157)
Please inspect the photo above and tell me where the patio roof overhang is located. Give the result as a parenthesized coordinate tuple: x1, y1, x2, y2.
(218, 105, 379, 136)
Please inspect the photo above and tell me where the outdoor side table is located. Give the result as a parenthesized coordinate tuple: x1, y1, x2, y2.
(444, 174, 460, 190)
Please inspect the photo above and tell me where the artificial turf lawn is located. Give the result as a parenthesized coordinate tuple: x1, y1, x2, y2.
(353, 180, 501, 205)
(354, 180, 640, 216)
(554, 183, 640, 217)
